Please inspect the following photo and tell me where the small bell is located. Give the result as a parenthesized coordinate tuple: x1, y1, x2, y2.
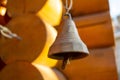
(48, 14, 89, 69)
(48, 0, 89, 69)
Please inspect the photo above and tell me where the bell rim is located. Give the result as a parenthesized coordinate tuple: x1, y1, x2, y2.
(48, 51, 89, 60)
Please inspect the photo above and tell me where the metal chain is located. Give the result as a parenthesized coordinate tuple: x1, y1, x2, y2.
(0, 25, 21, 40)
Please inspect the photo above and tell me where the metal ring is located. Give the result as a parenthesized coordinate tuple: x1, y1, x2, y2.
(63, 13, 72, 20)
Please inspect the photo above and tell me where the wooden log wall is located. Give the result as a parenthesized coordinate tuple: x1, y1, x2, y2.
(75, 11, 115, 49)
(0, 0, 63, 66)
(0, 0, 66, 80)
(0, 0, 118, 80)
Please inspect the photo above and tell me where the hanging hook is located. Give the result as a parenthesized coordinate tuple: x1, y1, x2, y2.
(0, 25, 21, 40)
(64, 0, 73, 14)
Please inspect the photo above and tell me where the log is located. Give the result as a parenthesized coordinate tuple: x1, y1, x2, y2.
(7, 0, 47, 17)
(78, 21, 115, 49)
(0, 61, 66, 80)
(62, 0, 109, 17)
(73, 11, 111, 28)
(0, 62, 44, 80)
(0, 14, 58, 67)
(0, 14, 46, 64)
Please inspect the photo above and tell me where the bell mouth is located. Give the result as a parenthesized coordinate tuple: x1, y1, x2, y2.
(48, 52, 89, 60)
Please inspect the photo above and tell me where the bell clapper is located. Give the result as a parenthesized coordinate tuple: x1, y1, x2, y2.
(67, 58, 70, 64)
(61, 56, 71, 69)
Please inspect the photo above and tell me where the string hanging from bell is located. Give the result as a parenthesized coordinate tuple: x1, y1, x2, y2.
(64, 0, 73, 15)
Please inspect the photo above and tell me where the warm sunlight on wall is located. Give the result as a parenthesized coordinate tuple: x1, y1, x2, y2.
(33, 21, 58, 67)
(33, 64, 59, 80)
(37, 0, 62, 26)
(33, 0, 63, 67)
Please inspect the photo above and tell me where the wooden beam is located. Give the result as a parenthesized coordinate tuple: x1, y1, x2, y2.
(72, 11, 115, 49)
(70, 0, 109, 17)
(78, 21, 115, 49)
(74, 11, 111, 28)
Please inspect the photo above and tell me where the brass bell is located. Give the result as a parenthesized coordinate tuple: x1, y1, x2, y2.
(48, 14, 89, 69)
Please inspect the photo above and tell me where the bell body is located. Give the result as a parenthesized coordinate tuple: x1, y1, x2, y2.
(48, 15, 89, 60)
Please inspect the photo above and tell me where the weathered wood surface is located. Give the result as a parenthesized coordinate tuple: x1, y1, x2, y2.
(0, 14, 46, 64)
